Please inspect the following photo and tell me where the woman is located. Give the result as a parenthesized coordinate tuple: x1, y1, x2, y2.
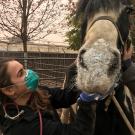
(0, 58, 105, 135)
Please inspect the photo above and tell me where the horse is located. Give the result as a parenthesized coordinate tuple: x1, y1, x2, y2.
(69, 0, 135, 135)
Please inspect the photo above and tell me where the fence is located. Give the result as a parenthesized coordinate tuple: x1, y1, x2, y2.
(0, 51, 77, 88)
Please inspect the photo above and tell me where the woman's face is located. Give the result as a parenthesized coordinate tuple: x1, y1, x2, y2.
(7, 60, 28, 96)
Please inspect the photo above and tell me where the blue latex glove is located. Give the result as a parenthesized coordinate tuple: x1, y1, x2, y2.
(79, 92, 105, 102)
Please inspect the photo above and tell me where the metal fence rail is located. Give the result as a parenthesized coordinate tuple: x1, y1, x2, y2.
(0, 51, 77, 87)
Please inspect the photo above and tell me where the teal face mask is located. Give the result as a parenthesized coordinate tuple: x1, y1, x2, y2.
(25, 69, 39, 92)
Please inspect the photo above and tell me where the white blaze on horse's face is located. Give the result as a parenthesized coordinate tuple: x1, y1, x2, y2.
(76, 20, 121, 95)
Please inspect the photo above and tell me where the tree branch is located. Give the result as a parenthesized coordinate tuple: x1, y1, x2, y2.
(28, 0, 45, 16)
(27, 0, 34, 17)
(2, 8, 21, 33)
(18, 0, 23, 9)
(28, 0, 57, 35)
(28, 0, 49, 35)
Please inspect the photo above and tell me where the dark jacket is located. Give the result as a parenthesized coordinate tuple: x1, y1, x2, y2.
(123, 62, 135, 95)
(0, 87, 97, 135)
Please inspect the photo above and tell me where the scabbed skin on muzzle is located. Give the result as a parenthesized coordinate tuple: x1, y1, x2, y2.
(76, 39, 121, 95)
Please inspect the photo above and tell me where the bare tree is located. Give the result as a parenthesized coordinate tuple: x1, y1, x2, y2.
(0, 0, 68, 66)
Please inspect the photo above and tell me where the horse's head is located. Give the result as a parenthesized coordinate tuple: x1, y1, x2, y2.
(76, 0, 134, 95)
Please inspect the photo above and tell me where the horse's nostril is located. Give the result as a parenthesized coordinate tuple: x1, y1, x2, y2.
(78, 49, 88, 70)
(113, 51, 119, 58)
(108, 51, 120, 76)
(79, 49, 86, 63)
(80, 49, 86, 55)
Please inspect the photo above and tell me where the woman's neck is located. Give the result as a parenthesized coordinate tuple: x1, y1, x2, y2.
(14, 92, 32, 106)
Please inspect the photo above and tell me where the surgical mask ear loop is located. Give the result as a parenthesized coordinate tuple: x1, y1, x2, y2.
(2, 103, 24, 120)
(38, 110, 43, 135)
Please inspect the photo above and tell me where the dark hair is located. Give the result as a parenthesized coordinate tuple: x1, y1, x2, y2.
(0, 58, 14, 88)
(0, 58, 14, 103)
(28, 89, 52, 111)
(0, 58, 52, 116)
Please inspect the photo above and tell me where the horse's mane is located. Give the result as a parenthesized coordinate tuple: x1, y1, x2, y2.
(76, 0, 131, 44)
(76, 0, 130, 15)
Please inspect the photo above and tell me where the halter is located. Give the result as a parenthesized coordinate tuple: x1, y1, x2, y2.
(87, 16, 129, 53)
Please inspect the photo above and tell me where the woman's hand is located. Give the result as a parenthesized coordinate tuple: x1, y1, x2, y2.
(123, 45, 133, 61)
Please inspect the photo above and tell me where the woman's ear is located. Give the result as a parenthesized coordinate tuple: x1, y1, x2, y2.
(1, 87, 15, 97)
